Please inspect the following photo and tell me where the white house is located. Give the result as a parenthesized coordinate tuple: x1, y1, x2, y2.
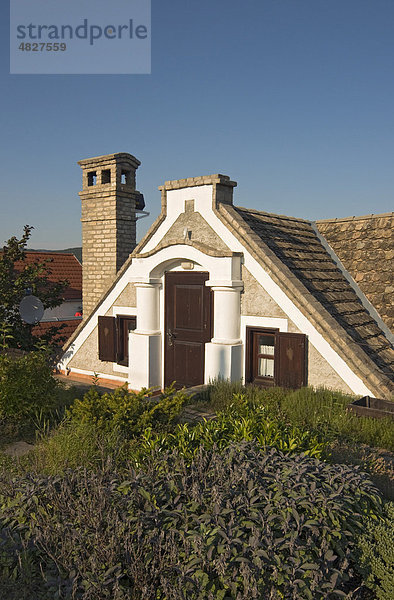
(59, 153, 394, 399)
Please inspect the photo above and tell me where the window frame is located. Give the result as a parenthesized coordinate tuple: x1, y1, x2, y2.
(245, 326, 307, 389)
(246, 327, 279, 387)
(116, 315, 136, 366)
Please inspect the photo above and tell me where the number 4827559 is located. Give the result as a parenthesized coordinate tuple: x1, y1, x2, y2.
(18, 43, 67, 51)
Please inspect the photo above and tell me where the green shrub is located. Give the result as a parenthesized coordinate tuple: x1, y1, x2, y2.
(357, 501, 394, 600)
(0, 442, 383, 599)
(67, 383, 188, 435)
(0, 350, 59, 422)
(130, 400, 325, 467)
(203, 382, 394, 452)
(21, 384, 189, 473)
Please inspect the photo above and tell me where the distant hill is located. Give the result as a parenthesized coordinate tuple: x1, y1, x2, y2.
(28, 247, 82, 263)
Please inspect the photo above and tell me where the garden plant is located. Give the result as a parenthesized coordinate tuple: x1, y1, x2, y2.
(0, 376, 393, 599)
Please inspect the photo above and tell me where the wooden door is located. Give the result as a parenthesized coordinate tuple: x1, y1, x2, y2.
(165, 272, 212, 388)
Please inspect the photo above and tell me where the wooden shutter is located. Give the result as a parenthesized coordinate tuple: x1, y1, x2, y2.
(276, 332, 307, 389)
(98, 316, 117, 362)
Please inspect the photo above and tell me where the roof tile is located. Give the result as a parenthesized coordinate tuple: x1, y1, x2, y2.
(13, 252, 82, 300)
(316, 213, 393, 331)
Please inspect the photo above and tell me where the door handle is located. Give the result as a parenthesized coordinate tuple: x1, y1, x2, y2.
(167, 329, 175, 347)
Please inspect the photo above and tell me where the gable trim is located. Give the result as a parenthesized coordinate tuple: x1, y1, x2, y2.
(141, 185, 214, 254)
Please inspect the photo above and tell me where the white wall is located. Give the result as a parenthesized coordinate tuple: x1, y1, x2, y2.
(42, 300, 82, 321)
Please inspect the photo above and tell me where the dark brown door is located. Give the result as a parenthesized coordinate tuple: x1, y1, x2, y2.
(165, 272, 212, 388)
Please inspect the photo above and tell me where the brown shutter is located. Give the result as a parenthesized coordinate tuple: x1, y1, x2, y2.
(98, 316, 117, 362)
(276, 332, 307, 389)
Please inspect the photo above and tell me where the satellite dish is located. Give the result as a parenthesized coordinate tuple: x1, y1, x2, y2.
(19, 295, 44, 324)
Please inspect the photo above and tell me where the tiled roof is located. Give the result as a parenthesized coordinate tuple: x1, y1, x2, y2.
(218, 205, 393, 397)
(33, 319, 82, 344)
(316, 214, 393, 332)
(13, 252, 82, 300)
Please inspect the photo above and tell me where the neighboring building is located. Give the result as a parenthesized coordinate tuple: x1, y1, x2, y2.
(15, 252, 83, 342)
(59, 153, 393, 399)
(315, 214, 393, 333)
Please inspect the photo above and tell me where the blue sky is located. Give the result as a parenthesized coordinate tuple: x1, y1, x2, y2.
(1, 0, 393, 249)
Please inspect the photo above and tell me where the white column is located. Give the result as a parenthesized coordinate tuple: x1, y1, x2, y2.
(205, 284, 243, 383)
(134, 282, 160, 334)
(211, 286, 241, 344)
(129, 280, 161, 390)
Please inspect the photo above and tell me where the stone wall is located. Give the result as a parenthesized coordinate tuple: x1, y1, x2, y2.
(159, 208, 230, 252)
(317, 213, 393, 332)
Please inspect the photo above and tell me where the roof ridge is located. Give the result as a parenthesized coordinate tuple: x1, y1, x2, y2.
(235, 206, 310, 224)
(316, 212, 393, 224)
(25, 251, 76, 255)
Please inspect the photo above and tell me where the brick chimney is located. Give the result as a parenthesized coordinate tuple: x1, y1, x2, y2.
(78, 153, 141, 318)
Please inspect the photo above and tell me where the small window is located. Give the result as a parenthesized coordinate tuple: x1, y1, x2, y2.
(101, 169, 111, 184)
(87, 171, 97, 186)
(116, 315, 136, 366)
(121, 170, 131, 185)
(246, 327, 307, 389)
(256, 333, 275, 379)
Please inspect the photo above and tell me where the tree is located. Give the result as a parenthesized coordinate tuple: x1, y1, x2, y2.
(0, 225, 69, 350)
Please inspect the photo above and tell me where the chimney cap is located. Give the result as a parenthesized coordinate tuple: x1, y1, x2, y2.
(78, 152, 141, 169)
(158, 174, 237, 192)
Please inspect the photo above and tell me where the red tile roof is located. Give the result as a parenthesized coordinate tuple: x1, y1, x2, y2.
(33, 319, 82, 343)
(13, 252, 82, 300)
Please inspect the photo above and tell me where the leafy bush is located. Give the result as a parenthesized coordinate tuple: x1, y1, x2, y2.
(20, 384, 189, 473)
(0, 350, 59, 422)
(130, 399, 325, 467)
(0, 442, 383, 599)
(357, 501, 394, 600)
(67, 383, 188, 435)
(29, 390, 324, 474)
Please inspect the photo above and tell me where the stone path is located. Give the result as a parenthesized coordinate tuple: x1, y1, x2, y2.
(55, 373, 120, 393)
(3, 440, 35, 457)
(180, 405, 216, 424)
